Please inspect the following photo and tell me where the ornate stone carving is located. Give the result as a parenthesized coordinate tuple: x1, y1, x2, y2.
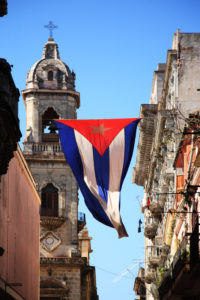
(40, 231, 61, 252)
(24, 126, 33, 142)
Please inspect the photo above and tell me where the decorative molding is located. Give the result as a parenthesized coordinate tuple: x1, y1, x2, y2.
(40, 231, 61, 252)
(40, 256, 87, 266)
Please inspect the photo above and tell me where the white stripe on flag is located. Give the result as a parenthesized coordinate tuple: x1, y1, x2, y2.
(74, 130, 107, 210)
(108, 129, 128, 237)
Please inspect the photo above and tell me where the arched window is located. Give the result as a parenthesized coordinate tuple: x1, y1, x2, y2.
(41, 183, 58, 217)
(48, 70, 53, 81)
(42, 107, 59, 142)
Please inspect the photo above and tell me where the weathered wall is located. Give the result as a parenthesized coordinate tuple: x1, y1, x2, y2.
(40, 264, 81, 300)
(177, 33, 200, 115)
(0, 146, 40, 300)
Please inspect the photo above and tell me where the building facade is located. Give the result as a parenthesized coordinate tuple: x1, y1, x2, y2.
(22, 37, 98, 300)
(0, 146, 41, 300)
(0, 59, 40, 299)
(133, 31, 200, 299)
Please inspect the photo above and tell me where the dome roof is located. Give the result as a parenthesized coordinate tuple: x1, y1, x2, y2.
(26, 38, 75, 90)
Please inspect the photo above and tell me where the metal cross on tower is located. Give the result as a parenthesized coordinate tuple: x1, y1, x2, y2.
(44, 21, 58, 38)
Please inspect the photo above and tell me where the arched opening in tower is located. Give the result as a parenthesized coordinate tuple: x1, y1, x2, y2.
(42, 107, 59, 142)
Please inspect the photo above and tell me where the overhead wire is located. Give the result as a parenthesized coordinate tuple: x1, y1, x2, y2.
(95, 266, 132, 279)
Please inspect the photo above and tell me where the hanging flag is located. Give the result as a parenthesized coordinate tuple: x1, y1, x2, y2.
(55, 118, 140, 238)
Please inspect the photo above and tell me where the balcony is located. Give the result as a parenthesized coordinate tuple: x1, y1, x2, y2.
(145, 266, 156, 284)
(144, 216, 159, 239)
(40, 206, 66, 229)
(23, 142, 64, 156)
(149, 196, 165, 215)
(147, 245, 169, 267)
(40, 216, 65, 229)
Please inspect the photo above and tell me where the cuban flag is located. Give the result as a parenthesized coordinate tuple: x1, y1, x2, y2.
(55, 118, 140, 238)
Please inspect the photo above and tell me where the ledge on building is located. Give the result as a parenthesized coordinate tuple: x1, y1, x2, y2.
(40, 216, 66, 229)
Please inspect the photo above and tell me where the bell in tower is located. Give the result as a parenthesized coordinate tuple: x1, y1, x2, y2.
(22, 34, 98, 299)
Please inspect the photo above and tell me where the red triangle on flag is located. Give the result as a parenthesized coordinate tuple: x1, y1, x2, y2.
(56, 118, 140, 156)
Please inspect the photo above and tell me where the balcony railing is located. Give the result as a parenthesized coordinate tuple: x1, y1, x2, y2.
(40, 207, 66, 228)
(147, 245, 169, 266)
(32, 143, 63, 153)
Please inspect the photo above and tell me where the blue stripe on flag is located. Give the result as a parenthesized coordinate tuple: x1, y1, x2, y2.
(93, 147, 109, 204)
(55, 121, 113, 228)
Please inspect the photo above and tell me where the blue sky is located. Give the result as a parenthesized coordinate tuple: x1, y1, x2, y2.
(1, 0, 200, 299)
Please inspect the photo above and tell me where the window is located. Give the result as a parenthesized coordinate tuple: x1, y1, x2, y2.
(48, 70, 53, 81)
(41, 183, 58, 217)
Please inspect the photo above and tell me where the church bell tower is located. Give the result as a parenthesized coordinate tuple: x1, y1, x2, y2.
(22, 36, 97, 300)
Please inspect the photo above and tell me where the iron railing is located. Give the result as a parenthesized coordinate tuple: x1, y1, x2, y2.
(78, 212, 86, 223)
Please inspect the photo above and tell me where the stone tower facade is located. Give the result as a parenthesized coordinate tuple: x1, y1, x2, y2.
(22, 38, 98, 300)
